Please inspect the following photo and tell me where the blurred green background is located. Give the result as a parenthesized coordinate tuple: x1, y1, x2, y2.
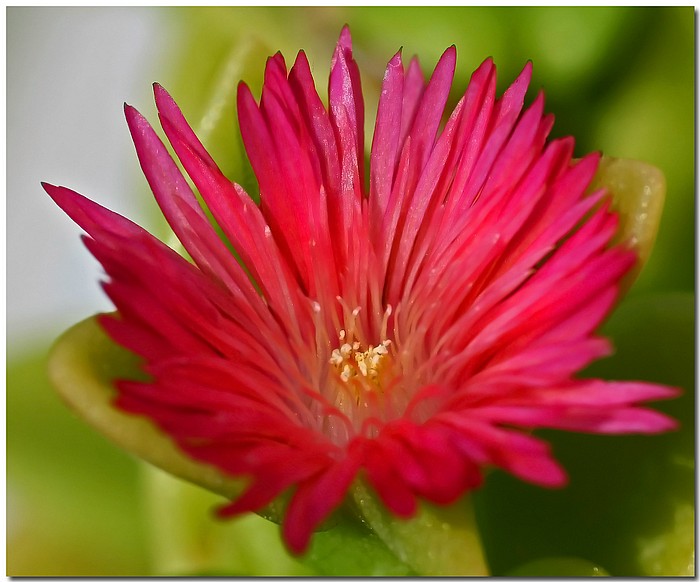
(7, 6, 693, 576)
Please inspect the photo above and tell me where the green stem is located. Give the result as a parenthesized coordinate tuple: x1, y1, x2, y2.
(352, 480, 489, 575)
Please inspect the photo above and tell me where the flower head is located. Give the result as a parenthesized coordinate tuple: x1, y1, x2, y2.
(44, 27, 678, 554)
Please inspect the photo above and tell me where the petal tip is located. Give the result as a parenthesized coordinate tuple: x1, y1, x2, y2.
(123, 102, 141, 126)
(42, 182, 71, 205)
(152, 82, 167, 100)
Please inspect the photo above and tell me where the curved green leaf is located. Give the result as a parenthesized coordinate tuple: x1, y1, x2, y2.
(590, 157, 666, 291)
(48, 316, 248, 503)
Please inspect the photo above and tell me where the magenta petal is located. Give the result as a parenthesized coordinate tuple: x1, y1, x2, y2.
(237, 82, 307, 275)
(493, 61, 532, 124)
(364, 442, 418, 518)
(123, 104, 205, 238)
(283, 454, 361, 553)
(288, 50, 342, 210)
(398, 56, 425, 148)
(370, 49, 404, 229)
(329, 27, 365, 194)
(404, 45, 456, 187)
(44, 183, 141, 239)
(583, 408, 679, 434)
(153, 83, 215, 166)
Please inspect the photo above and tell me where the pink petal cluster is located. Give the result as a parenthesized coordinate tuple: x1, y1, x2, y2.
(45, 28, 677, 553)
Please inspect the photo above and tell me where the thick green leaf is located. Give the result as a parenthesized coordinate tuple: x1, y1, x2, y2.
(590, 157, 666, 290)
(48, 316, 248, 504)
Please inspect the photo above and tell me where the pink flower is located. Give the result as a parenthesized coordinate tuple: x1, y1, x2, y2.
(44, 27, 678, 554)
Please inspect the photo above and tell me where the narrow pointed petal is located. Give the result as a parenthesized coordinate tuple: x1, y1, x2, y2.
(399, 56, 425, 148)
(404, 46, 456, 185)
(329, 26, 365, 193)
(283, 454, 361, 553)
(370, 49, 404, 231)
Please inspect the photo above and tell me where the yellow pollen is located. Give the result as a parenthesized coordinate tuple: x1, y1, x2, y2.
(330, 331, 392, 386)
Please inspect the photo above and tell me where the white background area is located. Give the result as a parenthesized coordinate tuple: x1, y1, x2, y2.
(7, 7, 169, 357)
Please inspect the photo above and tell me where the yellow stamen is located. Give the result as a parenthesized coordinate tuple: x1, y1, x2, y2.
(330, 331, 392, 387)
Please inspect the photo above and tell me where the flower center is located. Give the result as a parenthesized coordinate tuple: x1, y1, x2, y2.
(329, 330, 392, 386)
(320, 304, 400, 441)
